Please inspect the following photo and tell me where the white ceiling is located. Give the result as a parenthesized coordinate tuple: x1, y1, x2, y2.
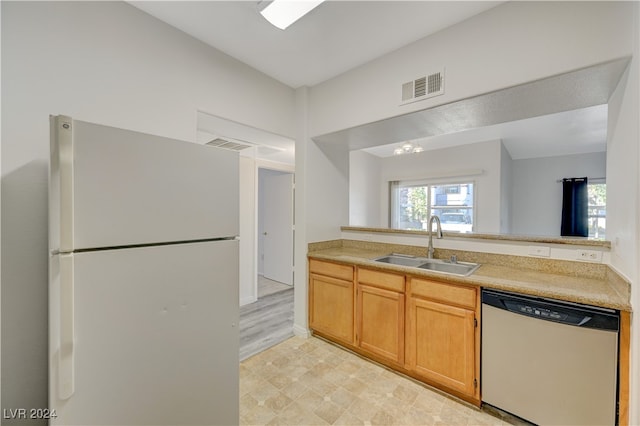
(196, 110, 296, 164)
(130, 1, 614, 161)
(363, 104, 608, 159)
(129, 1, 504, 88)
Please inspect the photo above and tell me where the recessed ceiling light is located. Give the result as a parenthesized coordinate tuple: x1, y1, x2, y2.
(393, 141, 423, 155)
(258, 0, 325, 30)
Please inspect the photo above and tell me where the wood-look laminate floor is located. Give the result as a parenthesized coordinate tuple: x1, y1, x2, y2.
(258, 275, 292, 298)
(240, 276, 294, 361)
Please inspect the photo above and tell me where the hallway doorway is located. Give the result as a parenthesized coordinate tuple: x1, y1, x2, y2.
(258, 168, 294, 287)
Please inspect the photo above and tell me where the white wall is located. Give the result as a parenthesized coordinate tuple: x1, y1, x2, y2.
(349, 145, 609, 238)
(499, 143, 512, 233)
(308, 1, 634, 137)
(606, 3, 640, 423)
(353, 140, 504, 233)
(293, 84, 350, 336)
(1, 1, 295, 421)
(510, 152, 607, 236)
(239, 156, 257, 306)
(306, 141, 350, 242)
(341, 229, 612, 264)
(293, 87, 312, 337)
(349, 150, 382, 227)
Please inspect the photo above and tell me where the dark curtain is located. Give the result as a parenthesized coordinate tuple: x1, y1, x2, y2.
(561, 177, 588, 237)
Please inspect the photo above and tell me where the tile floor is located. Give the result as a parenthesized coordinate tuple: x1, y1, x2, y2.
(240, 336, 511, 426)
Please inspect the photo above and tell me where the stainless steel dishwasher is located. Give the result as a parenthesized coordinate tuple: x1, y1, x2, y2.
(481, 289, 619, 425)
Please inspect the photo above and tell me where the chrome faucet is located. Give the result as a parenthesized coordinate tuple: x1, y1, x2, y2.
(427, 215, 443, 259)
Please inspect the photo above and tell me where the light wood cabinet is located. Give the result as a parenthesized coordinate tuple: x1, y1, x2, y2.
(309, 259, 355, 345)
(356, 268, 405, 365)
(405, 277, 479, 398)
(307, 257, 480, 404)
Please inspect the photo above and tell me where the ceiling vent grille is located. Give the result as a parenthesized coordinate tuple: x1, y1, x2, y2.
(401, 69, 445, 105)
(206, 138, 252, 151)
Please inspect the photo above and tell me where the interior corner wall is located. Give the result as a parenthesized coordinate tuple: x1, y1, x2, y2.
(499, 142, 513, 234)
(293, 87, 311, 336)
(510, 152, 606, 237)
(306, 140, 350, 242)
(349, 150, 382, 227)
(1, 2, 295, 421)
(308, 1, 634, 138)
(239, 155, 257, 306)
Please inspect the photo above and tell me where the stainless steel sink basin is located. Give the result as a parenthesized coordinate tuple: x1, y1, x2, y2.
(372, 254, 480, 277)
(416, 259, 480, 276)
(372, 254, 427, 268)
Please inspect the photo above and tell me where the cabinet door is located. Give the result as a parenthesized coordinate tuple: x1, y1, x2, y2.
(309, 273, 354, 344)
(357, 284, 405, 364)
(406, 297, 476, 396)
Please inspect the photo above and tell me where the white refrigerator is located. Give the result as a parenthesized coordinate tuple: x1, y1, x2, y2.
(48, 115, 239, 425)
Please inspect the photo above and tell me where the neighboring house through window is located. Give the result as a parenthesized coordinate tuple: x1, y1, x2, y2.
(390, 181, 475, 232)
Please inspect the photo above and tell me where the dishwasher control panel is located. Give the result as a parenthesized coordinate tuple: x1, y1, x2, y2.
(482, 289, 619, 331)
(504, 300, 582, 324)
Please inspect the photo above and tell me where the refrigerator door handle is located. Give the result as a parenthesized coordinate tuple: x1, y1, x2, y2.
(59, 254, 75, 399)
(50, 115, 75, 253)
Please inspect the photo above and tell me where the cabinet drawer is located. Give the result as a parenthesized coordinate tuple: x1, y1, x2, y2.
(358, 268, 405, 292)
(309, 258, 354, 281)
(409, 277, 476, 309)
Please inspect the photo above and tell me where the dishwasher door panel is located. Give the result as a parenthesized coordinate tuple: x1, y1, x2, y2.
(482, 304, 618, 426)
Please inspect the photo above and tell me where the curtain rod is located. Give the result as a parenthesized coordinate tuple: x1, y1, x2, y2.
(556, 177, 605, 183)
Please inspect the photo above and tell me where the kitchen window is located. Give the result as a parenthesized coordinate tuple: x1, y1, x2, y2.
(390, 181, 474, 232)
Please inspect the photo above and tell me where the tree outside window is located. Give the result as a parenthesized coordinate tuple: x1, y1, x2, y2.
(588, 183, 606, 239)
(391, 182, 474, 232)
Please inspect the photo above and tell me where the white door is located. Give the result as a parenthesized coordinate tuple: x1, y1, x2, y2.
(49, 240, 239, 425)
(51, 116, 239, 253)
(263, 172, 293, 285)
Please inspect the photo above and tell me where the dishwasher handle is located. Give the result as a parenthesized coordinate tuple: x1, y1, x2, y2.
(482, 289, 619, 332)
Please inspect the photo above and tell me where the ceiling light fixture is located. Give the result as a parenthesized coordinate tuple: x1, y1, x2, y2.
(393, 141, 423, 155)
(258, 0, 325, 30)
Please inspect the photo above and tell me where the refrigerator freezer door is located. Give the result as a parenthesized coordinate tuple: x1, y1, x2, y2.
(50, 116, 239, 252)
(49, 240, 239, 425)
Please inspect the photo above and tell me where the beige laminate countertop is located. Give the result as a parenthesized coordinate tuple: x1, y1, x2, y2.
(308, 245, 631, 312)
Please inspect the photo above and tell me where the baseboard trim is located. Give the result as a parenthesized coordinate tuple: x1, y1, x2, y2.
(293, 324, 311, 338)
(240, 296, 258, 306)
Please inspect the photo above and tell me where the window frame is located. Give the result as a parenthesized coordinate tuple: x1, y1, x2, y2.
(587, 181, 606, 239)
(389, 179, 477, 232)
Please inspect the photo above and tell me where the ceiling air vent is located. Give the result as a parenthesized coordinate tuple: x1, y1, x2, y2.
(401, 69, 445, 105)
(206, 138, 252, 151)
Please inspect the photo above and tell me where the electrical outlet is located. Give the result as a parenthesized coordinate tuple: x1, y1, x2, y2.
(528, 246, 550, 257)
(576, 249, 602, 262)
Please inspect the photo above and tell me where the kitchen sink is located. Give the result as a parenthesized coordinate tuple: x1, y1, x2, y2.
(416, 259, 480, 276)
(372, 253, 427, 268)
(372, 254, 480, 277)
